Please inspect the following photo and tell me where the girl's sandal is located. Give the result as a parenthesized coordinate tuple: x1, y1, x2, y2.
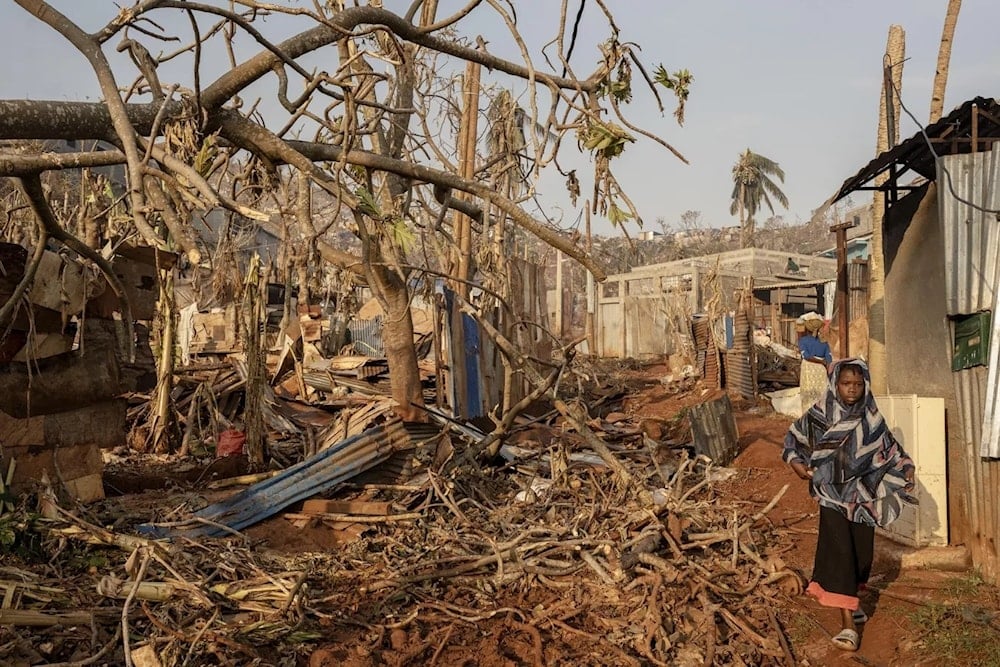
(832, 628, 860, 651)
(853, 609, 868, 624)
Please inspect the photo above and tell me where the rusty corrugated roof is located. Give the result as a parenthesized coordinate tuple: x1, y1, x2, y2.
(834, 96, 1000, 202)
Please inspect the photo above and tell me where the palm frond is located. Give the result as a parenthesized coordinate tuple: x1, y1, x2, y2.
(761, 176, 790, 208)
(729, 149, 788, 222)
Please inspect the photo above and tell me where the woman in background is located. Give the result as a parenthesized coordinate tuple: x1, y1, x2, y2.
(796, 314, 832, 413)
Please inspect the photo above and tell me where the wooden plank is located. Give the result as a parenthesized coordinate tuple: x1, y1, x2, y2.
(299, 315, 323, 342)
(10, 332, 75, 361)
(86, 255, 159, 321)
(189, 305, 240, 354)
(0, 443, 105, 502)
(0, 400, 125, 448)
(28, 250, 91, 314)
(301, 499, 391, 515)
(63, 473, 105, 504)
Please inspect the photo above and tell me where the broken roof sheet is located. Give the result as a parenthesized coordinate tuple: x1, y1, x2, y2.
(834, 96, 1000, 202)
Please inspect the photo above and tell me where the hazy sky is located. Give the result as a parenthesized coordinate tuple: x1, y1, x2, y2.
(1, 1, 997, 237)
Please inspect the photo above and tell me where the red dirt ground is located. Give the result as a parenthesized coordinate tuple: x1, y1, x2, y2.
(588, 363, 983, 665)
(124, 363, 987, 666)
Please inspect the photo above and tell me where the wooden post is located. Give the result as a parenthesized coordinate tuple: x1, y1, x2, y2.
(585, 205, 595, 353)
(447, 55, 480, 418)
(620, 277, 627, 359)
(972, 103, 979, 154)
(831, 220, 855, 357)
(454, 61, 481, 296)
(689, 267, 701, 314)
(555, 249, 563, 338)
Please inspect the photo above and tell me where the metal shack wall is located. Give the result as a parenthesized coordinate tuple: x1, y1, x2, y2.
(939, 147, 1000, 584)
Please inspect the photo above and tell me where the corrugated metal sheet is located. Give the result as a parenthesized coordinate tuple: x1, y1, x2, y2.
(848, 261, 869, 321)
(940, 148, 1000, 458)
(982, 308, 1000, 458)
(725, 312, 755, 400)
(953, 366, 1000, 582)
(692, 317, 719, 387)
(940, 147, 1000, 315)
(349, 316, 384, 356)
(137, 420, 438, 539)
(939, 148, 1000, 583)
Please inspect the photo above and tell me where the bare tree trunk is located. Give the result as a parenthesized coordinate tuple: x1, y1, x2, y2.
(151, 262, 176, 453)
(242, 256, 269, 468)
(294, 172, 313, 308)
(869, 24, 905, 394)
(370, 262, 424, 422)
(930, 0, 962, 123)
(738, 186, 748, 248)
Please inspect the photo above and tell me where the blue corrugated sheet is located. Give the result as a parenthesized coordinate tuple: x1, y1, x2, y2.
(462, 311, 483, 417)
(137, 420, 436, 539)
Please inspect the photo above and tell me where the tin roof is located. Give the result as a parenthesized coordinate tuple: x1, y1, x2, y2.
(834, 96, 1000, 202)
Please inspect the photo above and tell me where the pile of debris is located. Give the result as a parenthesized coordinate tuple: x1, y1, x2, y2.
(0, 386, 802, 666)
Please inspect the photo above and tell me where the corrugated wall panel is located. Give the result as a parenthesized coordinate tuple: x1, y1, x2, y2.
(954, 367, 999, 583)
(940, 146, 1000, 584)
(848, 261, 869, 321)
(348, 317, 384, 356)
(940, 146, 1000, 314)
(725, 311, 754, 399)
(692, 317, 719, 387)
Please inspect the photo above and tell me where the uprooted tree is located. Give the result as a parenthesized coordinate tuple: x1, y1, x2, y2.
(0, 0, 690, 455)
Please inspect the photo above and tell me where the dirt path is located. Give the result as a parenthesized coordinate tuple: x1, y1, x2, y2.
(729, 411, 989, 666)
(541, 365, 997, 666)
(54, 371, 996, 666)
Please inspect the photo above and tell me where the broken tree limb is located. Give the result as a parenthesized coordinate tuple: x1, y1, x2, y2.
(0, 609, 95, 626)
(282, 511, 422, 523)
(459, 362, 562, 463)
(684, 484, 789, 548)
(0, 231, 49, 335)
(553, 398, 654, 505)
(35, 626, 122, 667)
(97, 576, 176, 602)
(45, 502, 167, 556)
(207, 470, 281, 490)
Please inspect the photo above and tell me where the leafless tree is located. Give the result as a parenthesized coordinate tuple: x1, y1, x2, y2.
(0, 0, 689, 434)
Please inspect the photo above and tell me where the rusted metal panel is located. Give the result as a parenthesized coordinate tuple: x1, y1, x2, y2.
(688, 393, 739, 465)
(725, 311, 755, 400)
(691, 317, 719, 387)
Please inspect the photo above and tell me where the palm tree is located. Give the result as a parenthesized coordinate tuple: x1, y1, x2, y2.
(730, 149, 789, 248)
